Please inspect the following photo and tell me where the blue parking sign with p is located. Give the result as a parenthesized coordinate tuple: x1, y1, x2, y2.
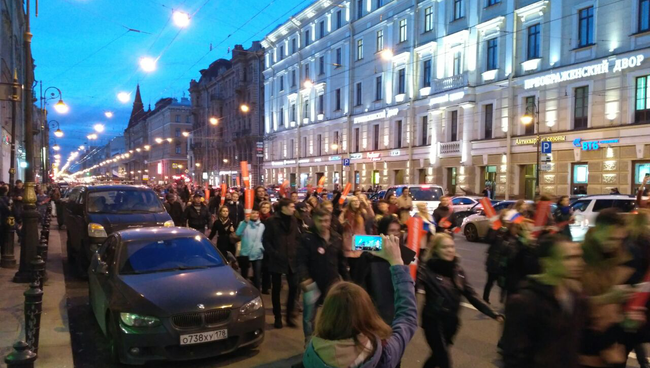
(343, 158, 351, 166)
(541, 141, 552, 154)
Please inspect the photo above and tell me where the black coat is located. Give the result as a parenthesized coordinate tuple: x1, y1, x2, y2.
(296, 229, 350, 297)
(208, 217, 235, 255)
(501, 279, 587, 368)
(263, 212, 300, 274)
(164, 201, 184, 226)
(227, 201, 245, 229)
(183, 204, 210, 230)
(432, 206, 451, 233)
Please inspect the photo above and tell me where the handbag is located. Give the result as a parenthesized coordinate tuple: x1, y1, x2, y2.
(229, 232, 241, 244)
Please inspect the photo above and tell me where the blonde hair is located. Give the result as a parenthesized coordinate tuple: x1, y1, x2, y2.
(424, 233, 453, 262)
(315, 281, 391, 348)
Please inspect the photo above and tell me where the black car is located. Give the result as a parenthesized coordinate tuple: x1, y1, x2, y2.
(64, 185, 173, 275)
(88, 227, 264, 365)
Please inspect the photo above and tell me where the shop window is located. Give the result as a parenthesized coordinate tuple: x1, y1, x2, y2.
(635, 76, 650, 124)
(634, 162, 650, 189)
(572, 163, 589, 195)
(372, 170, 380, 185)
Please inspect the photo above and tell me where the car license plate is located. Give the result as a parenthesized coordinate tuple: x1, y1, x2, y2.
(180, 329, 228, 345)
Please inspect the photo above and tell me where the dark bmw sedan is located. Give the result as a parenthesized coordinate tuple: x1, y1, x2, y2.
(88, 227, 265, 365)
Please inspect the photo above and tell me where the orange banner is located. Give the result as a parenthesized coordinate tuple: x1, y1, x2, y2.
(204, 183, 210, 202)
(532, 201, 551, 237)
(480, 197, 502, 230)
(240, 161, 250, 189)
(339, 183, 352, 204)
(220, 184, 227, 206)
(316, 176, 327, 194)
(406, 216, 423, 280)
(279, 180, 290, 198)
(244, 188, 254, 219)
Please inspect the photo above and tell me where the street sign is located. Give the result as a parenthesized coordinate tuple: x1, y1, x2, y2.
(541, 154, 552, 162)
(256, 154, 264, 157)
(541, 141, 552, 154)
(342, 158, 350, 166)
(540, 163, 552, 171)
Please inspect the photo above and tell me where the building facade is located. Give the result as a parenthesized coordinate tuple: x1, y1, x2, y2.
(262, 0, 650, 198)
(189, 43, 265, 187)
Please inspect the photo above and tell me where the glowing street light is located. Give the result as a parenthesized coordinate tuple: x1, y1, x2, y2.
(94, 124, 105, 133)
(182, 130, 190, 137)
(54, 129, 64, 138)
(155, 137, 163, 144)
(53, 99, 69, 114)
(87, 133, 98, 140)
(172, 10, 191, 28)
(381, 49, 394, 61)
(195, 163, 201, 167)
(139, 57, 157, 73)
(117, 92, 131, 103)
(144, 145, 151, 151)
(521, 114, 533, 125)
(223, 159, 228, 163)
(166, 138, 173, 143)
(53, 144, 60, 151)
(303, 79, 313, 90)
(105, 111, 114, 118)
(209, 117, 219, 125)
(240, 104, 250, 113)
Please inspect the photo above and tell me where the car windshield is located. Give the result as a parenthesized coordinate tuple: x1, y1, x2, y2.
(119, 236, 225, 275)
(408, 187, 443, 201)
(87, 189, 165, 214)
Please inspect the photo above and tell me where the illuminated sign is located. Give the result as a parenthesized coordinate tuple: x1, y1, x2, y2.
(367, 152, 381, 161)
(428, 91, 466, 106)
(350, 153, 363, 160)
(390, 150, 401, 156)
(524, 54, 645, 90)
(271, 159, 297, 166)
(515, 136, 566, 145)
(353, 108, 399, 124)
(157, 162, 163, 174)
(573, 138, 619, 151)
(329, 156, 342, 161)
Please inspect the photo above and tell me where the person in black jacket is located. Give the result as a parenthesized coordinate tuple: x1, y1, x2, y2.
(164, 193, 184, 226)
(227, 191, 245, 229)
(297, 207, 350, 344)
(553, 195, 574, 240)
(433, 196, 452, 234)
(208, 206, 235, 256)
(483, 227, 507, 304)
(263, 198, 300, 329)
(183, 194, 210, 232)
(253, 185, 267, 211)
(419, 233, 503, 368)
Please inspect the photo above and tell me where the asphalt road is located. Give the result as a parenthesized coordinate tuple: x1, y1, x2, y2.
(58, 229, 642, 368)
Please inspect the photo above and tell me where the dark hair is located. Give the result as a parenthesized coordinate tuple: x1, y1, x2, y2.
(290, 191, 298, 196)
(595, 208, 625, 227)
(255, 185, 265, 193)
(312, 207, 331, 219)
(0, 186, 7, 196)
(15, 180, 22, 184)
(378, 199, 389, 205)
(193, 193, 202, 199)
(537, 233, 570, 259)
(165, 193, 175, 201)
(278, 198, 293, 211)
(377, 216, 400, 235)
(557, 195, 569, 206)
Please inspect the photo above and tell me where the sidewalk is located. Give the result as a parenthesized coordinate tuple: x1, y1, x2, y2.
(0, 218, 74, 368)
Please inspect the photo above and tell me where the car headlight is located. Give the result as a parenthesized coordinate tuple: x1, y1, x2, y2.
(238, 296, 263, 321)
(163, 220, 174, 227)
(120, 313, 161, 328)
(88, 223, 108, 238)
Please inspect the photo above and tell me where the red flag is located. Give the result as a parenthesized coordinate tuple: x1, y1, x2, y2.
(244, 188, 254, 219)
(240, 161, 250, 189)
(339, 182, 352, 205)
(204, 183, 210, 202)
(480, 197, 502, 230)
(316, 176, 327, 194)
(220, 184, 227, 206)
(278, 180, 290, 198)
(439, 217, 452, 229)
(532, 201, 551, 237)
(407, 217, 423, 280)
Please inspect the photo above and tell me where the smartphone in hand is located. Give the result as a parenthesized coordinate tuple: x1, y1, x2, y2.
(353, 235, 383, 251)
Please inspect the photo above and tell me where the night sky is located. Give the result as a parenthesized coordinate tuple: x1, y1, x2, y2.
(32, 0, 310, 164)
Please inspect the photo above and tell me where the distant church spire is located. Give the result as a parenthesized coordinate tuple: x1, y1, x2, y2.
(128, 84, 145, 128)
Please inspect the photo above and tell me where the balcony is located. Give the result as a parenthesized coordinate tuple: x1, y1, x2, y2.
(434, 73, 468, 92)
(440, 141, 461, 154)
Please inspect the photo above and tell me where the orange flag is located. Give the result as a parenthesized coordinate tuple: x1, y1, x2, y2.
(532, 201, 552, 237)
(240, 161, 250, 189)
(480, 197, 502, 230)
(244, 188, 254, 219)
(407, 217, 423, 280)
(278, 180, 290, 198)
(204, 183, 210, 202)
(316, 176, 327, 194)
(220, 184, 227, 206)
(339, 182, 352, 205)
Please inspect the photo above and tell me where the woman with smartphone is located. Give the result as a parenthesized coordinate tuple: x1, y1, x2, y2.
(419, 233, 503, 368)
(340, 195, 374, 279)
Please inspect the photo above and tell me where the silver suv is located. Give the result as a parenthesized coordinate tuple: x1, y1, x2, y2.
(569, 195, 636, 241)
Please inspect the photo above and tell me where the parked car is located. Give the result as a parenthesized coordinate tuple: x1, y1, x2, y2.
(88, 227, 264, 365)
(451, 196, 483, 212)
(569, 195, 636, 241)
(450, 200, 499, 228)
(373, 185, 444, 215)
(461, 200, 533, 242)
(64, 185, 173, 276)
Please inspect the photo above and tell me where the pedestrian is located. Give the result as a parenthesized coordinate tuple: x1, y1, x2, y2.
(258, 200, 273, 294)
(235, 209, 265, 290)
(302, 234, 418, 368)
(419, 233, 503, 368)
(253, 185, 267, 210)
(36, 186, 48, 225)
(339, 195, 372, 280)
(227, 192, 245, 228)
(179, 183, 191, 204)
(501, 234, 587, 368)
(387, 193, 399, 215)
(433, 196, 453, 234)
(11, 180, 24, 227)
(51, 187, 63, 229)
(482, 186, 492, 199)
(501, 219, 537, 298)
(610, 187, 621, 195)
(208, 206, 235, 256)
(295, 202, 313, 231)
(263, 198, 300, 328)
(483, 226, 507, 304)
(290, 191, 299, 202)
(553, 195, 574, 240)
(396, 188, 413, 224)
(297, 207, 350, 344)
(164, 193, 184, 226)
(259, 201, 273, 221)
(183, 194, 210, 233)
(0, 186, 11, 251)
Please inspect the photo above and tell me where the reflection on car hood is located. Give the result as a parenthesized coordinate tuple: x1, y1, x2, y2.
(117, 266, 257, 317)
(88, 212, 172, 234)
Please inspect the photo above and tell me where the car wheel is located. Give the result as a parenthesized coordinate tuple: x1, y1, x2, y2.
(107, 314, 123, 364)
(464, 224, 479, 242)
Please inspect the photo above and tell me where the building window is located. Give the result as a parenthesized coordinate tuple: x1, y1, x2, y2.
(356, 83, 362, 106)
(641, 0, 650, 32)
(280, 76, 284, 91)
(304, 99, 309, 119)
(398, 69, 406, 94)
(318, 95, 324, 114)
(527, 24, 540, 60)
(354, 127, 360, 153)
(357, 39, 363, 60)
(175, 115, 180, 122)
(486, 38, 498, 71)
(450, 111, 458, 141)
(373, 125, 379, 150)
(336, 10, 342, 29)
(376, 29, 384, 52)
(175, 144, 181, 154)
(304, 63, 310, 80)
(175, 128, 181, 137)
(421, 116, 428, 146)
(636, 76, 650, 124)
(453, 0, 464, 20)
(424, 7, 433, 33)
(291, 70, 296, 87)
(484, 104, 493, 139)
(279, 45, 284, 60)
(335, 88, 341, 110)
(291, 104, 296, 122)
(333, 131, 339, 153)
(574, 86, 589, 129)
(524, 96, 535, 135)
(486, 0, 500, 6)
(399, 19, 407, 43)
(279, 107, 284, 126)
(317, 134, 322, 156)
(291, 38, 296, 53)
(302, 136, 307, 156)
(635, 162, 650, 185)
(357, 0, 363, 19)
(375, 76, 383, 101)
(335, 48, 342, 67)
(305, 29, 311, 47)
(290, 139, 294, 158)
(578, 6, 594, 47)
(319, 56, 325, 75)
(423, 60, 432, 88)
(319, 21, 325, 39)
(395, 120, 402, 148)
(453, 51, 462, 75)
(376, 0, 384, 8)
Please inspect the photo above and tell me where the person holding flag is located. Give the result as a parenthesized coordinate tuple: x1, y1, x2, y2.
(433, 196, 453, 235)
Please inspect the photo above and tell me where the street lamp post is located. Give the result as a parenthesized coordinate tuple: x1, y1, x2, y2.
(43, 120, 63, 184)
(39, 85, 67, 185)
(521, 97, 541, 197)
